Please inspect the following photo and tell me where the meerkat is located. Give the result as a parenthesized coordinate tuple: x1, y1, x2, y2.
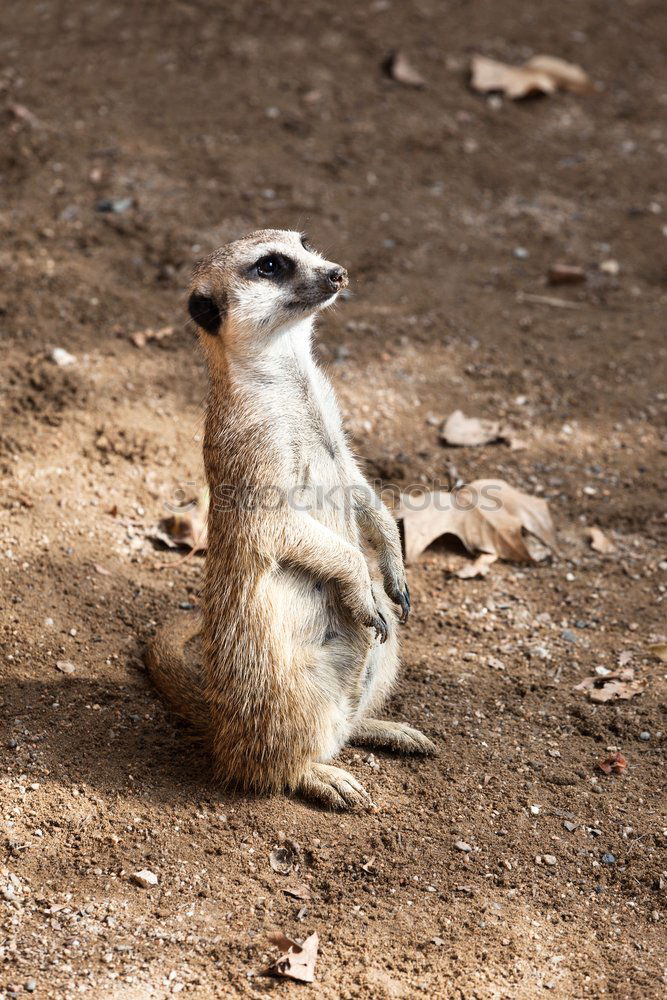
(146, 229, 434, 809)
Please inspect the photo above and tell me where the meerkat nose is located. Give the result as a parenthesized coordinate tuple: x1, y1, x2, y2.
(327, 266, 348, 291)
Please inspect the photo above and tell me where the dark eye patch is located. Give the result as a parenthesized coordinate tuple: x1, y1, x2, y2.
(250, 252, 295, 282)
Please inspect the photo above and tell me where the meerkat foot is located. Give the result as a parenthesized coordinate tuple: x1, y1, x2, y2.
(294, 763, 374, 811)
(350, 719, 436, 755)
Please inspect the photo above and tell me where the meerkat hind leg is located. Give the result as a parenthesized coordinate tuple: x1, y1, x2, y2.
(294, 762, 374, 811)
(351, 719, 436, 755)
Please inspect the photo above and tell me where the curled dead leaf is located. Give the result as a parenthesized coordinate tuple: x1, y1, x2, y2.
(586, 526, 616, 555)
(151, 488, 208, 553)
(647, 641, 667, 663)
(471, 53, 591, 100)
(441, 410, 506, 447)
(455, 552, 497, 579)
(598, 751, 627, 775)
(385, 50, 425, 88)
(269, 839, 300, 876)
(525, 55, 592, 94)
(262, 931, 318, 983)
(574, 668, 647, 702)
(399, 479, 557, 566)
(283, 883, 311, 900)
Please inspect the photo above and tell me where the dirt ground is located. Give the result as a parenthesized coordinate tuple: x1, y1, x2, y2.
(1, 1, 666, 997)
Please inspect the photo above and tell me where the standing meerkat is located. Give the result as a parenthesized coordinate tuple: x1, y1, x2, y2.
(146, 229, 434, 809)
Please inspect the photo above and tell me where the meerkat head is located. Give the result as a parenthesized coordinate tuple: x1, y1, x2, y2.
(187, 229, 348, 353)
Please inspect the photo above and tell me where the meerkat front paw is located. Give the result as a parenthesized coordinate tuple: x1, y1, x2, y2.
(364, 607, 388, 643)
(380, 562, 410, 623)
(385, 578, 410, 623)
(340, 576, 390, 643)
(294, 763, 374, 811)
(351, 719, 436, 755)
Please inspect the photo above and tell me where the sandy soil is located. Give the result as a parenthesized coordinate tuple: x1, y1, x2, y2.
(1, 1, 666, 997)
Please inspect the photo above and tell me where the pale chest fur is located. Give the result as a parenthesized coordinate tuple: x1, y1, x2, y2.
(230, 323, 359, 544)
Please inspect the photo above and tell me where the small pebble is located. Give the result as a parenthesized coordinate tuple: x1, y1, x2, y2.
(178, 601, 194, 610)
(25, 981, 37, 994)
(50, 347, 76, 367)
(96, 197, 133, 214)
(601, 853, 616, 865)
(131, 869, 158, 888)
(543, 854, 557, 866)
(454, 840, 472, 853)
(563, 821, 577, 832)
(561, 629, 577, 643)
(55, 660, 76, 674)
(513, 246, 529, 259)
(530, 805, 541, 815)
(639, 731, 650, 741)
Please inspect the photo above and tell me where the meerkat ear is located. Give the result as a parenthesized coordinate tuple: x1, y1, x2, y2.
(188, 290, 227, 335)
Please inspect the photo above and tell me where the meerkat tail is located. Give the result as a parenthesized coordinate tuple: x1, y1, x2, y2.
(144, 612, 209, 736)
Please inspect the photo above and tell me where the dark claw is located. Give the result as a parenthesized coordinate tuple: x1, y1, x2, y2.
(372, 610, 388, 643)
(397, 585, 411, 623)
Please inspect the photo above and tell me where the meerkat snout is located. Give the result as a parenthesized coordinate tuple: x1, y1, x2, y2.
(327, 266, 348, 292)
(188, 229, 348, 342)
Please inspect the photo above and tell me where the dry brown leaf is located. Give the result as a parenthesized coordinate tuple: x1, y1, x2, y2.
(471, 53, 591, 100)
(647, 641, 667, 663)
(386, 51, 425, 88)
(399, 479, 557, 565)
(598, 751, 627, 775)
(55, 660, 76, 674)
(574, 668, 647, 702)
(262, 931, 318, 983)
(525, 55, 592, 94)
(586, 526, 616, 555)
(270, 840, 299, 876)
(153, 488, 208, 553)
(471, 55, 556, 99)
(455, 552, 498, 579)
(441, 410, 506, 447)
(283, 883, 311, 900)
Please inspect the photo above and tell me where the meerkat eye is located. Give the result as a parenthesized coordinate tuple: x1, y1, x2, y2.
(300, 234, 312, 251)
(256, 254, 282, 278)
